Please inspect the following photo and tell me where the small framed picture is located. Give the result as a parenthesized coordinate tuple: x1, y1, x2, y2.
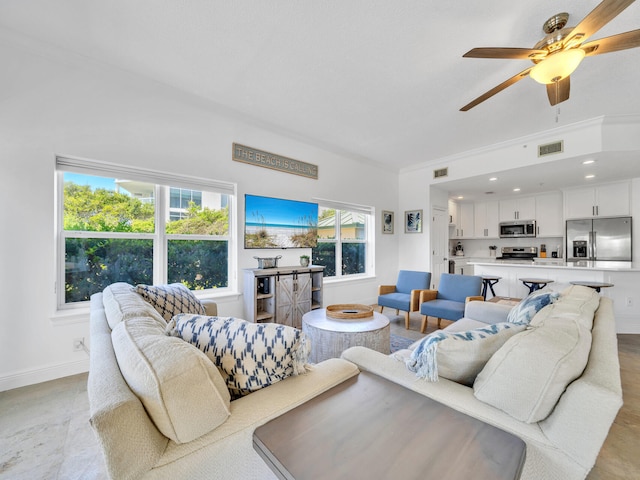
(382, 210, 394, 234)
(404, 209, 423, 233)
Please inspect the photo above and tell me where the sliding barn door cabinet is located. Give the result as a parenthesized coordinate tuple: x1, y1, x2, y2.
(243, 266, 324, 328)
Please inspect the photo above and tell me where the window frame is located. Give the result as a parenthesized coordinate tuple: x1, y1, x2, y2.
(55, 155, 237, 311)
(313, 198, 374, 281)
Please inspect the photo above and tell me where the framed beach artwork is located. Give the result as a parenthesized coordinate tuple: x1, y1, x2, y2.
(382, 210, 394, 234)
(404, 209, 423, 233)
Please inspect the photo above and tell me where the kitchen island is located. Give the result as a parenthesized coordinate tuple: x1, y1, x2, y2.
(470, 260, 640, 333)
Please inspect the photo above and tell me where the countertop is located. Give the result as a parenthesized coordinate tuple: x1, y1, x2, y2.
(470, 260, 640, 272)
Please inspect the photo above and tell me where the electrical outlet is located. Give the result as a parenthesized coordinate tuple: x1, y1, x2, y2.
(626, 297, 633, 307)
(73, 337, 84, 352)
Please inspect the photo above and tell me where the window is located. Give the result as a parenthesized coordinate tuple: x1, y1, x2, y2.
(312, 200, 372, 278)
(56, 157, 235, 308)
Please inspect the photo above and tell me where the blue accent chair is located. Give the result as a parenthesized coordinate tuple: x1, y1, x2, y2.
(378, 270, 431, 329)
(419, 273, 484, 333)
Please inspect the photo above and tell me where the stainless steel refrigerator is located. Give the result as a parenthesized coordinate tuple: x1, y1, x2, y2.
(566, 216, 632, 261)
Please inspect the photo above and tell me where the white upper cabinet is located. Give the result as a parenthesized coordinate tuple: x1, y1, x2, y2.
(499, 196, 536, 222)
(458, 203, 475, 238)
(535, 192, 563, 237)
(564, 181, 630, 219)
(474, 200, 500, 238)
(449, 201, 474, 238)
(448, 199, 458, 226)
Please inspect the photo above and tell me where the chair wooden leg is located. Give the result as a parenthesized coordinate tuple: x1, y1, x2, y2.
(395, 309, 399, 315)
(420, 315, 428, 334)
(437, 318, 442, 329)
(405, 311, 410, 330)
(380, 306, 384, 314)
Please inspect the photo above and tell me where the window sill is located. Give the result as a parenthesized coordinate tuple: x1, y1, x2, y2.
(323, 273, 376, 286)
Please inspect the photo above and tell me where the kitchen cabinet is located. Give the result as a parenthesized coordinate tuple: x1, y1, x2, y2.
(474, 200, 499, 238)
(453, 259, 474, 276)
(243, 266, 324, 327)
(451, 203, 474, 238)
(448, 199, 458, 226)
(535, 192, 563, 237)
(564, 181, 630, 219)
(499, 196, 536, 221)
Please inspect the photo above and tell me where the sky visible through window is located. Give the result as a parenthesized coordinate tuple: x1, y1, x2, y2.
(64, 172, 118, 191)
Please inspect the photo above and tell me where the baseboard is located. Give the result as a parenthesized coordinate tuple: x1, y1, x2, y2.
(0, 358, 90, 392)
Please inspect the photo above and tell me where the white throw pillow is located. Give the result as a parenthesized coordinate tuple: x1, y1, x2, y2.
(111, 317, 231, 443)
(405, 322, 526, 386)
(474, 306, 592, 423)
(168, 314, 310, 398)
(135, 283, 205, 322)
(102, 282, 165, 329)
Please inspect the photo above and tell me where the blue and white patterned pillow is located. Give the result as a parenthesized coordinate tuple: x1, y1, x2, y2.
(406, 322, 526, 384)
(167, 314, 310, 398)
(507, 290, 560, 325)
(135, 283, 206, 322)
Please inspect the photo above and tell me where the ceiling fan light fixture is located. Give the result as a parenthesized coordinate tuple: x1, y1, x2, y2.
(529, 49, 586, 84)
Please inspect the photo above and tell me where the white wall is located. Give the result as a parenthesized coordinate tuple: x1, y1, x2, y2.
(0, 43, 400, 391)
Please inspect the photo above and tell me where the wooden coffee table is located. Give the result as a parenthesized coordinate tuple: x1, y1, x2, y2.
(254, 371, 526, 480)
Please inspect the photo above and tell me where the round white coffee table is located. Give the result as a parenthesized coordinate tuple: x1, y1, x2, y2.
(302, 308, 390, 363)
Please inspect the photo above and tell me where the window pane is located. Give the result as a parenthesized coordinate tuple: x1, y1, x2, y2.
(317, 208, 336, 240)
(165, 190, 229, 235)
(63, 173, 155, 233)
(340, 211, 366, 240)
(168, 240, 228, 289)
(342, 243, 366, 275)
(65, 238, 153, 303)
(312, 242, 336, 277)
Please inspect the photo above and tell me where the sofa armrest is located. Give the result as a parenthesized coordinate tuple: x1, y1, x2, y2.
(378, 285, 396, 295)
(202, 299, 218, 316)
(463, 301, 512, 325)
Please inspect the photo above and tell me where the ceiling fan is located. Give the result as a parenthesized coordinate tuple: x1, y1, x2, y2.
(460, 0, 640, 111)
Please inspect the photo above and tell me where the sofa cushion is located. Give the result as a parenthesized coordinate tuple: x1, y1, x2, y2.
(404, 322, 526, 386)
(168, 314, 310, 399)
(111, 316, 231, 443)
(474, 302, 593, 423)
(507, 289, 560, 325)
(537, 284, 600, 330)
(135, 283, 205, 322)
(102, 282, 166, 329)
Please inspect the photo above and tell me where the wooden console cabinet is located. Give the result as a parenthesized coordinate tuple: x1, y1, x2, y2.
(243, 266, 324, 328)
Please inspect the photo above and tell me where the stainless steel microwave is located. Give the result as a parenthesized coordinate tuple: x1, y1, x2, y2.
(499, 220, 536, 238)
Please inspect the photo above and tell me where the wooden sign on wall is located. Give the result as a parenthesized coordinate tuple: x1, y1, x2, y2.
(232, 143, 318, 179)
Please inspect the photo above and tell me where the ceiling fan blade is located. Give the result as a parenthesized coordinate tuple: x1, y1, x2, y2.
(564, 0, 636, 47)
(463, 47, 547, 60)
(460, 67, 532, 111)
(546, 77, 571, 106)
(581, 29, 640, 55)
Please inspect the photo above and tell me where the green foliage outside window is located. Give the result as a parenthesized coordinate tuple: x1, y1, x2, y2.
(63, 180, 229, 303)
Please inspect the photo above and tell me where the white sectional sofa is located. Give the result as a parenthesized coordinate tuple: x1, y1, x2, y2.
(87, 284, 358, 480)
(342, 285, 623, 480)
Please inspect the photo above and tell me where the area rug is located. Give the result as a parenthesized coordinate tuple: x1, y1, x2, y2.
(390, 334, 416, 353)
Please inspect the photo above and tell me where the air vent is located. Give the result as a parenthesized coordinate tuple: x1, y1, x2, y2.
(433, 167, 448, 179)
(538, 140, 563, 157)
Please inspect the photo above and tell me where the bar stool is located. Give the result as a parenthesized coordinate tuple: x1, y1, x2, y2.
(481, 275, 501, 300)
(520, 278, 554, 294)
(570, 281, 614, 293)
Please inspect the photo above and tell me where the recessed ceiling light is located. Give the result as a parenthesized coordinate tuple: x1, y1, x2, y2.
(457, 196, 464, 199)
(513, 188, 521, 192)
(489, 177, 498, 181)
(585, 174, 595, 179)
(582, 159, 595, 165)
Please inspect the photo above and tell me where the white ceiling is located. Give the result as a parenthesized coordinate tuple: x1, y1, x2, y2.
(1, 0, 639, 198)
